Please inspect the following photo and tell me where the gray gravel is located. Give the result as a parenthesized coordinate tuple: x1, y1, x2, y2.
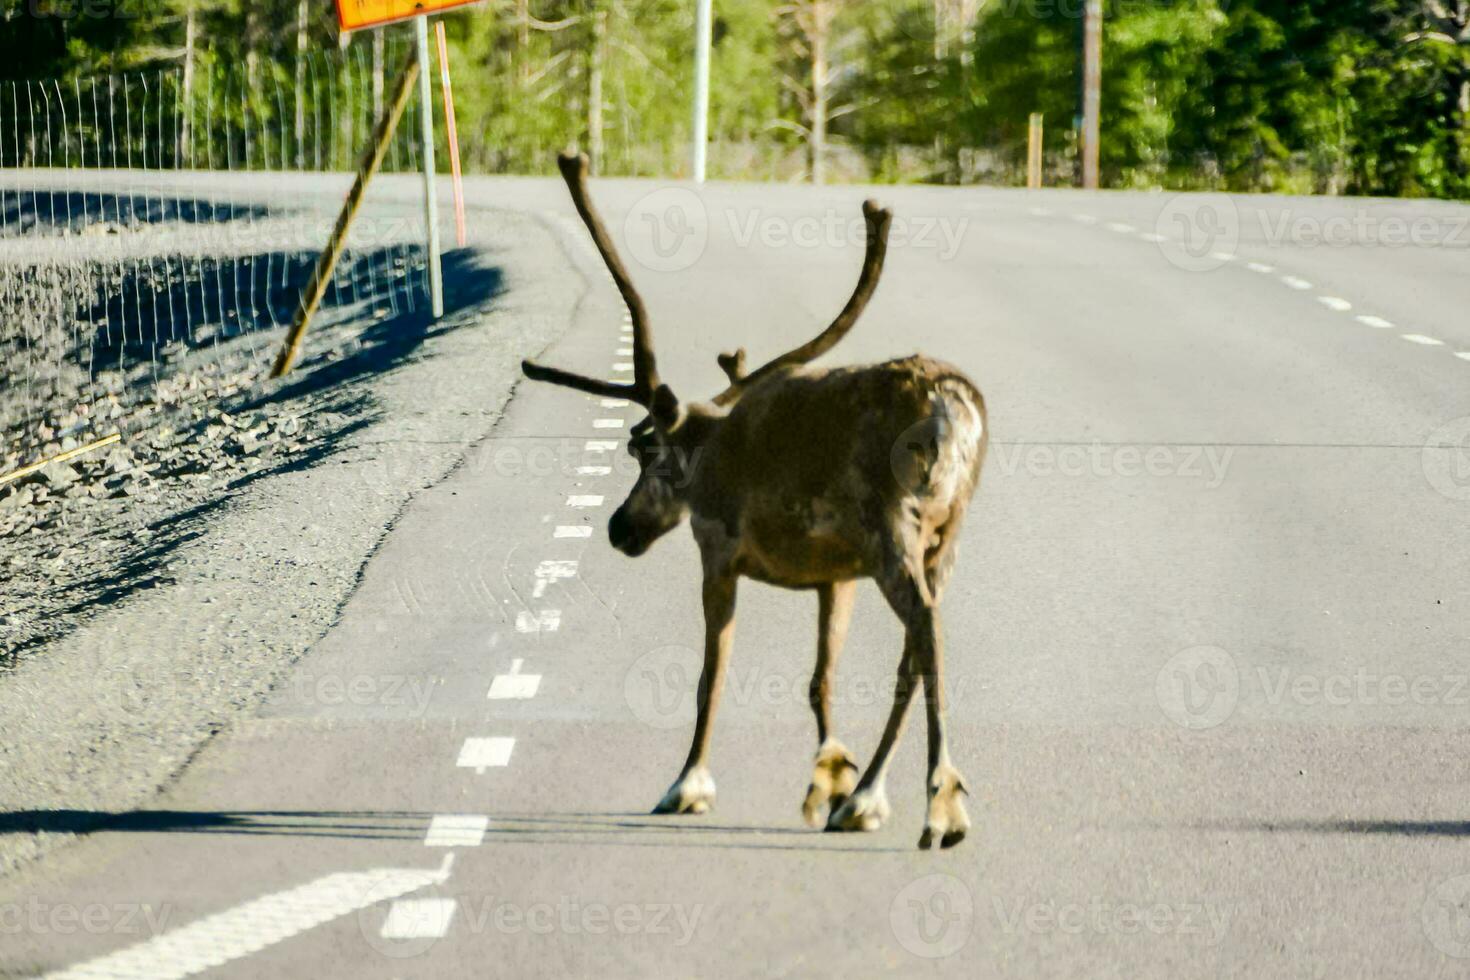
(0, 173, 582, 876)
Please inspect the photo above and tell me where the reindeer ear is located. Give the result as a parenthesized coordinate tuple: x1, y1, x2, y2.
(650, 384, 682, 429)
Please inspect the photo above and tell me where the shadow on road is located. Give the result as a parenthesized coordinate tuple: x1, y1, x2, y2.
(1190, 818, 1470, 837)
(0, 807, 912, 852)
(0, 809, 433, 842)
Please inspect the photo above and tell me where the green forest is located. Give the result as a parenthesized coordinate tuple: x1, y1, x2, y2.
(2, 0, 1469, 197)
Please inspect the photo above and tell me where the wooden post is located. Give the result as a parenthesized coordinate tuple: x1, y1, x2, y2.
(271, 52, 420, 379)
(1027, 112, 1044, 189)
(0, 433, 121, 489)
(435, 20, 468, 248)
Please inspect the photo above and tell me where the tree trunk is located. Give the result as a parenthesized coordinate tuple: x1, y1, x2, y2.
(517, 0, 531, 85)
(587, 3, 608, 174)
(809, 0, 829, 184)
(1456, 73, 1470, 180)
(294, 0, 308, 169)
(372, 29, 385, 123)
(180, 3, 196, 165)
(338, 28, 353, 169)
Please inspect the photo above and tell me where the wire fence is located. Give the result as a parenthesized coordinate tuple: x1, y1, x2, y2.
(0, 39, 433, 479)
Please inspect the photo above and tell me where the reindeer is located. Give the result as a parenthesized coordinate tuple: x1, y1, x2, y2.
(522, 153, 988, 849)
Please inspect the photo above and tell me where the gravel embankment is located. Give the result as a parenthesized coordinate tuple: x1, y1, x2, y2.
(0, 173, 581, 875)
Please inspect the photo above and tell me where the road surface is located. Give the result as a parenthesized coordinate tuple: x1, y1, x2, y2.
(4, 178, 1470, 978)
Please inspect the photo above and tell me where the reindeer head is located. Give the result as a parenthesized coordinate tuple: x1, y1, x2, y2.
(522, 152, 893, 557)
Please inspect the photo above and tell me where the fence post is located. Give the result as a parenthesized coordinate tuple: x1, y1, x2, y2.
(1027, 112, 1044, 189)
(270, 51, 420, 379)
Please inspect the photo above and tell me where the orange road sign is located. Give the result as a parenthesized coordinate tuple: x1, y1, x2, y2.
(337, 0, 483, 32)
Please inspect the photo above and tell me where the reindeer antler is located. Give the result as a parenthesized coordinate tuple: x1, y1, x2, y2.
(712, 200, 892, 407)
(717, 348, 747, 384)
(522, 151, 662, 404)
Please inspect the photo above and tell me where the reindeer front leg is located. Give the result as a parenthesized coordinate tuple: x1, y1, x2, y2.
(652, 571, 737, 815)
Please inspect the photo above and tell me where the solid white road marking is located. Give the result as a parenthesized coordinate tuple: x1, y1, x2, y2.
(555, 525, 593, 538)
(424, 815, 489, 847)
(1281, 276, 1312, 290)
(515, 609, 561, 633)
(577, 465, 612, 476)
(532, 560, 578, 598)
(42, 857, 454, 980)
(1402, 334, 1444, 346)
(593, 418, 624, 429)
(1247, 262, 1274, 273)
(489, 659, 542, 701)
(457, 737, 515, 773)
(1317, 296, 1352, 312)
(381, 898, 457, 939)
(1356, 315, 1393, 329)
(585, 440, 618, 452)
(567, 495, 604, 507)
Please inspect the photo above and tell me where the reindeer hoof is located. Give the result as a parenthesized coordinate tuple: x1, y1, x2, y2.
(919, 766, 971, 849)
(825, 787, 890, 833)
(802, 739, 860, 828)
(652, 767, 716, 815)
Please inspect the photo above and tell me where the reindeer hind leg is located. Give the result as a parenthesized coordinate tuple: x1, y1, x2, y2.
(803, 580, 860, 827)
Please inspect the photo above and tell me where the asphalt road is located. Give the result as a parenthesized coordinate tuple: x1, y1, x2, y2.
(4, 178, 1470, 978)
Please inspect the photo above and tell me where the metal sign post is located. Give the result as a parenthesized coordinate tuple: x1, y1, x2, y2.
(691, 0, 713, 182)
(415, 14, 445, 318)
(1080, 0, 1102, 190)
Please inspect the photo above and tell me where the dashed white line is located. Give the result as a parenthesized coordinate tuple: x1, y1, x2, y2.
(1281, 276, 1313, 290)
(1247, 262, 1275, 273)
(554, 525, 593, 538)
(1209, 251, 1236, 263)
(532, 559, 578, 598)
(41, 858, 455, 980)
(1139, 232, 1167, 243)
(616, 347, 634, 356)
(1402, 334, 1444, 346)
(515, 609, 561, 633)
(488, 659, 542, 701)
(592, 418, 624, 429)
(1106, 222, 1136, 233)
(585, 440, 619, 452)
(457, 737, 515, 773)
(601, 398, 629, 408)
(424, 815, 489, 847)
(1317, 296, 1352, 312)
(1028, 206, 1053, 217)
(577, 465, 612, 476)
(1455, 352, 1470, 362)
(1356, 315, 1393, 329)
(567, 495, 604, 507)
(381, 898, 458, 940)
(1071, 214, 1098, 224)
